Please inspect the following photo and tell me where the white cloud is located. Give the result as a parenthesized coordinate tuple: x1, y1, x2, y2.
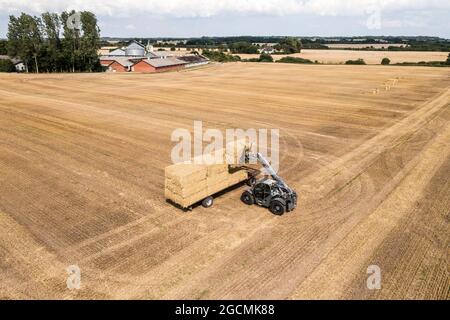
(0, 0, 449, 18)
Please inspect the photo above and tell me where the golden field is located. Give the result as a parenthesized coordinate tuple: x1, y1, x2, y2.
(0, 63, 449, 299)
(238, 49, 449, 64)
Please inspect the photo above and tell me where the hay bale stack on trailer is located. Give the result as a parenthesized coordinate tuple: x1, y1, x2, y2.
(165, 139, 252, 209)
(165, 164, 248, 209)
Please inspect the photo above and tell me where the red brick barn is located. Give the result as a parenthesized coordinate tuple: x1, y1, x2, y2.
(131, 58, 187, 73)
(100, 58, 132, 72)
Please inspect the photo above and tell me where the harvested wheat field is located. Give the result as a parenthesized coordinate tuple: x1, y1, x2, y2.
(238, 49, 449, 64)
(0, 63, 449, 299)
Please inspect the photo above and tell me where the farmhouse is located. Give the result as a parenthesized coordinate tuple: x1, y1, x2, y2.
(13, 59, 26, 72)
(259, 47, 275, 54)
(0, 55, 26, 72)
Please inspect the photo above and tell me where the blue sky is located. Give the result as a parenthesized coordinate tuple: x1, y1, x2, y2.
(0, 0, 449, 38)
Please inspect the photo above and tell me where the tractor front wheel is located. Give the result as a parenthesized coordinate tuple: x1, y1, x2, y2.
(269, 200, 285, 215)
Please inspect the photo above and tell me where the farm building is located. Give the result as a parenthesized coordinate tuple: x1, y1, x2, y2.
(131, 58, 187, 73)
(13, 59, 26, 72)
(100, 57, 134, 72)
(151, 51, 175, 59)
(106, 48, 126, 56)
(178, 55, 210, 68)
(99, 40, 209, 73)
(98, 46, 120, 56)
(125, 41, 146, 56)
(0, 55, 26, 72)
(259, 47, 275, 54)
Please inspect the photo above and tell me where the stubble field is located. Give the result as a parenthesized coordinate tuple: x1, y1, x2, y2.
(238, 49, 449, 64)
(0, 63, 449, 299)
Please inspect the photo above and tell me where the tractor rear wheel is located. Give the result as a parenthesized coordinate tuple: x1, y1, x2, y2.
(240, 191, 254, 205)
(202, 196, 214, 208)
(269, 200, 285, 215)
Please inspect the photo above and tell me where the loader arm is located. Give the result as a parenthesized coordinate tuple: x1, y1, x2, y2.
(242, 148, 293, 193)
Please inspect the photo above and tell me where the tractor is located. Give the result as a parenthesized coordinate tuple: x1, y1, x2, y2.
(240, 150, 297, 215)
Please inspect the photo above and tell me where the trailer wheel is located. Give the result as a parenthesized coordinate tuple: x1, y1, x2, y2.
(202, 196, 214, 208)
(240, 191, 254, 205)
(269, 200, 285, 216)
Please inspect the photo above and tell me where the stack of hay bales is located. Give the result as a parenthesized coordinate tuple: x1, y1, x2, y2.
(165, 164, 247, 208)
(165, 139, 250, 208)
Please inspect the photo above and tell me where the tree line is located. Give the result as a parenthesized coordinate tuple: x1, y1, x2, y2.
(6, 11, 101, 73)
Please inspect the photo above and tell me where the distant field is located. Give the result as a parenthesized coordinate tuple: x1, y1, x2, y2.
(158, 47, 191, 56)
(0, 64, 449, 299)
(325, 43, 407, 49)
(238, 49, 449, 64)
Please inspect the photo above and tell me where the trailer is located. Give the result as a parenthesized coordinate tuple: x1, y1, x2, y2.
(165, 163, 255, 209)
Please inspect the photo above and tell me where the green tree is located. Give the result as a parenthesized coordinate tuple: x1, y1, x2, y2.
(277, 56, 313, 64)
(26, 14, 43, 73)
(0, 40, 7, 55)
(259, 53, 273, 62)
(7, 15, 27, 71)
(217, 44, 227, 52)
(41, 12, 61, 72)
(345, 59, 366, 65)
(0, 59, 16, 72)
(275, 37, 302, 54)
(8, 10, 101, 73)
(80, 11, 101, 72)
(229, 41, 259, 54)
(381, 57, 391, 65)
(7, 13, 43, 73)
(61, 10, 80, 72)
(202, 50, 241, 62)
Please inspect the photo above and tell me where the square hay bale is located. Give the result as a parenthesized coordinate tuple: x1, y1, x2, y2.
(208, 179, 231, 195)
(228, 169, 248, 185)
(207, 164, 229, 176)
(224, 139, 248, 165)
(165, 188, 211, 208)
(207, 170, 248, 194)
(165, 166, 249, 208)
(165, 139, 250, 208)
(206, 171, 232, 186)
(165, 178, 207, 198)
(165, 164, 207, 187)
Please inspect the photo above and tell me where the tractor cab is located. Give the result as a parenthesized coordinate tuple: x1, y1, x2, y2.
(239, 150, 298, 215)
(241, 177, 297, 215)
(253, 179, 278, 206)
